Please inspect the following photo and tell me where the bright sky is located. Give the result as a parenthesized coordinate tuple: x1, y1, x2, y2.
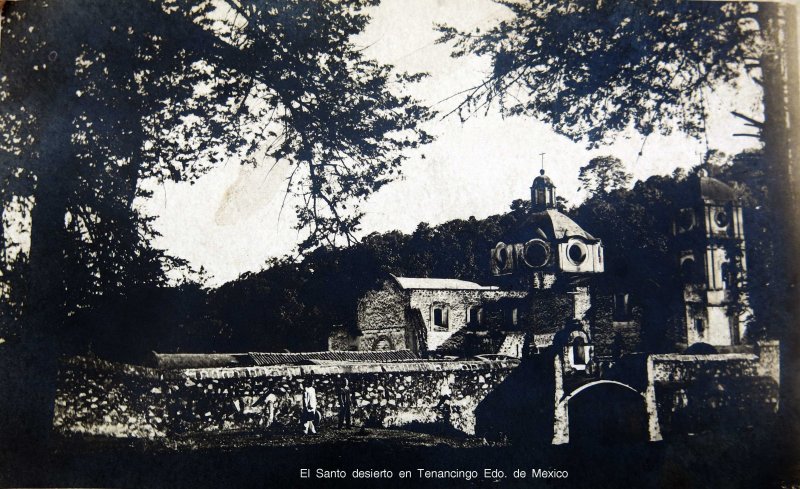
(137, 0, 763, 287)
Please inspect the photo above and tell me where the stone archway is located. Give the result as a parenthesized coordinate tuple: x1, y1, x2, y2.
(553, 380, 654, 445)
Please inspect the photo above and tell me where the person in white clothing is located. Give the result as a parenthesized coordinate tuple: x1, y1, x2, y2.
(302, 379, 318, 435)
(263, 391, 278, 427)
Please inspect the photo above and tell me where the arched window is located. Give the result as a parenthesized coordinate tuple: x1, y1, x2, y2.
(721, 262, 734, 290)
(681, 257, 697, 282)
(504, 307, 519, 328)
(468, 306, 482, 326)
(694, 318, 706, 336)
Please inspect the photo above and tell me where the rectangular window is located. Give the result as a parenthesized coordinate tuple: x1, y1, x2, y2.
(432, 306, 449, 330)
(613, 293, 631, 321)
(504, 308, 519, 327)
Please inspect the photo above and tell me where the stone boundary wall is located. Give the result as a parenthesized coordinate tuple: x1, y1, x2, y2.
(55, 356, 520, 439)
(649, 353, 759, 383)
(53, 357, 168, 438)
(647, 344, 780, 437)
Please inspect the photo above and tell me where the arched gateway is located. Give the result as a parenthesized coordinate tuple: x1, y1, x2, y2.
(552, 380, 661, 445)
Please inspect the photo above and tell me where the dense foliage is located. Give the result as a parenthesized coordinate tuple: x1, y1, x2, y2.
(0, 0, 431, 345)
(0, 0, 431, 443)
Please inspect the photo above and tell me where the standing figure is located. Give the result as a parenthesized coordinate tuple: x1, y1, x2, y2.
(337, 378, 354, 429)
(302, 379, 317, 435)
(436, 375, 454, 424)
(263, 391, 278, 427)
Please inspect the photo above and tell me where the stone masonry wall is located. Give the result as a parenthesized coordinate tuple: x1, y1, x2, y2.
(647, 351, 779, 437)
(53, 357, 168, 438)
(55, 356, 520, 439)
(359, 327, 407, 351)
(589, 293, 642, 357)
(357, 282, 406, 333)
(408, 289, 526, 350)
(356, 282, 411, 350)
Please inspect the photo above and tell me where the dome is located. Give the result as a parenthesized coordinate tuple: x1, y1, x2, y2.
(532, 169, 554, 187)
(699, 176, 736, 202)
(510, 209, 597, 243)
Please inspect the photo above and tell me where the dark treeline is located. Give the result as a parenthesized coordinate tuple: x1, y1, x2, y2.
(78, 150, 771, 361)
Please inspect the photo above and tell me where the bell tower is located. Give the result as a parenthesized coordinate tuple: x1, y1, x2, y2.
(531, 169, 556, 211)
(531, 153, 556, 211)
(673, 169, 751, 347)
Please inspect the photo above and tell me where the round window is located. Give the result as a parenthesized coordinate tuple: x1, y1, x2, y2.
(523, 239, 549, 268)
(567, 241, 587, 265)
(494, 243, 508, 269)
(714, 210, 729, 228)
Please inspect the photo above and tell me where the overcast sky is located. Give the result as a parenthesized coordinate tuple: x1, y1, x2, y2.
(137, 0, 762, 287)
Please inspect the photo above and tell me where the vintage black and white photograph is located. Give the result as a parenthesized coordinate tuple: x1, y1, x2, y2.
(0, 0, 798, 487)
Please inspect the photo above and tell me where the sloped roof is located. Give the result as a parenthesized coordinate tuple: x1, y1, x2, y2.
(249, 350, 419, 366)
(543, 209, 596, 240)
(391, 275, 499, 291)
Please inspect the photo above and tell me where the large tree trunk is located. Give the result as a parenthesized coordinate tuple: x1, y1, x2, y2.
(758, 2, 800, 423)
(0, 0, 81, 452)
(1, 136, 78, 455)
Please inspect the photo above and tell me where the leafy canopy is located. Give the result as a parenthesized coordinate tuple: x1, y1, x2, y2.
(437, 0, 761, 147)
(0, 0, 432, 319)
(578, 155, 632, 196)
(0, 0, 434, 354)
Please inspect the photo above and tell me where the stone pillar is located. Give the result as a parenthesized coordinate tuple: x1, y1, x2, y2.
(645, 356, 663, 442)
(551, 354, 569, 444)
(572, 286, 591, 321)
(756, 340, 781, 384)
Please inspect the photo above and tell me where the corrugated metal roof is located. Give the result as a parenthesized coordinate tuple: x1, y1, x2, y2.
(148, 352, 252, 369)
(392, 275, 499, 291)
(248, 350, 419, 366)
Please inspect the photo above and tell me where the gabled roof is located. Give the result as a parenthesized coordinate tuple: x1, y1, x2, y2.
(391, 275, 499, 291)
(249, 350, 419, 366)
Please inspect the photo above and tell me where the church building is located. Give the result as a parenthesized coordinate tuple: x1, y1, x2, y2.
(332, 162, 754, 364)
(672, 169, 752, 347)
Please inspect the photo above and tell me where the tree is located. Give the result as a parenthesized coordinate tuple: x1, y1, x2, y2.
(578, 156, 632, 197)
(438, 0, 799, 413)
(0, 0, 431, 446)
